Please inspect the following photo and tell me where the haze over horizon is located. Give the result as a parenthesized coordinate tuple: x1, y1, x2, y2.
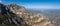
(0, 0, 60, 9)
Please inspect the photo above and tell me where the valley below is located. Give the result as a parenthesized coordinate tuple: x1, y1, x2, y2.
(27, 8, 60, 26)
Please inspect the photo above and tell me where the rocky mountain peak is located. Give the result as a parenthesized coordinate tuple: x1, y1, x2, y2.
(0, 3, 55, 26)
(6, 3, 26, 14)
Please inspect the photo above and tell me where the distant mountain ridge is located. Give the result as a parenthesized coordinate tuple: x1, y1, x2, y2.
(27, 8, 60, 14)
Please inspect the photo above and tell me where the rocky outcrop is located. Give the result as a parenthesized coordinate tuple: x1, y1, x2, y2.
(0, 3, 7, 14)
(0, 3, 27, 26)
(0, 3, 55, 26)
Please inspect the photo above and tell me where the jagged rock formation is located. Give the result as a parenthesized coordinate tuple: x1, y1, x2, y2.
(0, 3, 55, 26)
(0, 3, 7, 14)
(0, 3, 27, 26)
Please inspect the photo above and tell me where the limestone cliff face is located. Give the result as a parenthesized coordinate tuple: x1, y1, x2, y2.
(0, 3, 27, 26)
(0, 3, 55, 26)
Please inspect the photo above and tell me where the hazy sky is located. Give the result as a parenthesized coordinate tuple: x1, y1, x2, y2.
(0, 0, 60, 9)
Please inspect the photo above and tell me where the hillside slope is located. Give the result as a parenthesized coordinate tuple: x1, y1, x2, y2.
(0, 3, 55, 26)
